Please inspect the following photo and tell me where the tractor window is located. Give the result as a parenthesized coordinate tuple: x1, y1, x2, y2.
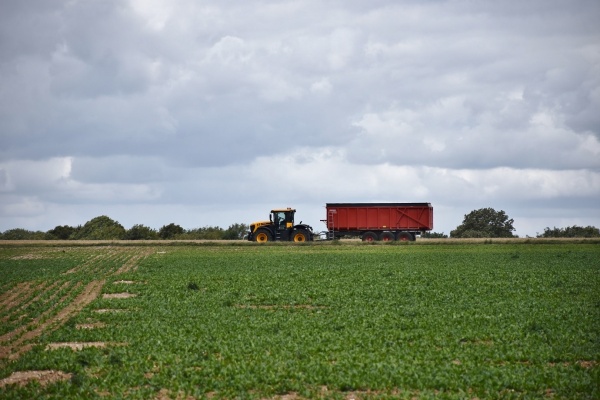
(274, 212, 287, 230)
(285, 211, 294, 225)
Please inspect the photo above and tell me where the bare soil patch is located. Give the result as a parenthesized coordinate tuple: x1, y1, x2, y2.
(75, 322, 106, 330)
(46, 342, 113, 351)
(547, 360, 599, 368)
(113, 280, 137, 284)
(261, 387, 407, 400)
(11, 254, 48, 260)
(154, 388, 197, 400)
(102, 293, 137, 299)
(94, 308, 128, 314)
(577, 360, 598, 368)
(0, 370, 72, 388)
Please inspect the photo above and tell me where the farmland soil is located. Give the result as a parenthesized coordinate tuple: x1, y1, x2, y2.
(45, 342, 126, 351)
(0, 370, 72, 388)
(102, 293, 137, 299)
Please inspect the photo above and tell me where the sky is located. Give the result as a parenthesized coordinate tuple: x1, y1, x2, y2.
(1, 0, 599, 238)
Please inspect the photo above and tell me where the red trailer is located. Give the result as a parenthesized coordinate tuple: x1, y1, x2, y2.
(324, 203, 433, 241)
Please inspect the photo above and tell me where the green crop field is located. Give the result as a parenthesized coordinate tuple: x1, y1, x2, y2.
(0, 241, 598, 399)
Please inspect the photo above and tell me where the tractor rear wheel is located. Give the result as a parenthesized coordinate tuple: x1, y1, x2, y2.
(255, 228, 272, 243)
(292, 229, 309, 242)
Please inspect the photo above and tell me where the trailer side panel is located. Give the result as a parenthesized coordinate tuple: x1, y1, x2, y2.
(326, 203, 433, 232)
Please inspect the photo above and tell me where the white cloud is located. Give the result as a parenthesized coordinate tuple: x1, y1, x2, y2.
(347, 99, 600, 169)
(0, 158, 161, 206)
(310, 78, 333, 95)
(206, 36, 252, 65)
(128, 0, 174, 31)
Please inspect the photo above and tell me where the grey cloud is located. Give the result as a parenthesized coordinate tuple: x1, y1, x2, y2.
(0, 0, 63, 59)
(70, 156, 167, 184)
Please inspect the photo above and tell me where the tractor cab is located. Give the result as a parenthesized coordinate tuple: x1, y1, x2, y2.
(270, 208, 295, 240)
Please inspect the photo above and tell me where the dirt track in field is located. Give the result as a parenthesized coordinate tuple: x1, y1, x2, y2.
(0, 370, 73, 388)
(0, 247, 152, 364)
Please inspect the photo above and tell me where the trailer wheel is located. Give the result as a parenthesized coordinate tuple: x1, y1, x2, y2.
(380, 232, 395, 242)
(362, 232, 378, 242)
(292, 229, 309, 242)
(255, 229, 272, 243)
(397, 232, 414, 241)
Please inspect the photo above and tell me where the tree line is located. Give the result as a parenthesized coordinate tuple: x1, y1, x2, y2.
(1, 208, 599, 240)
(0, 216, 248, 240)
(421, 208, 600, 238)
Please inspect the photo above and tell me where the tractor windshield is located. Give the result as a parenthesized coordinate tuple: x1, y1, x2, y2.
(273, 211, 287, 230)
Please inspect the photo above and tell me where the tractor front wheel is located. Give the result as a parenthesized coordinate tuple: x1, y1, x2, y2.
(255, 229, 272, 243)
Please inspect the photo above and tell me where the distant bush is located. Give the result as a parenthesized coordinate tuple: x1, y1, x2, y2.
(537, 225, 600, 238)
(181, 226, 225, 240)
(71, 216, 126, 240)
(47, 225, 77, 240)
(223, 223, 249, 240)
(421, 231, 448, 238)
(0, 228, 48, 240)
(124, 224, 159, 240)
(158, 223, 185, 239)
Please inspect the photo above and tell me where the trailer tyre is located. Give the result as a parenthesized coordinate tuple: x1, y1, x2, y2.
(380, 232, 395, 242)
(362, 232, 378, 242)
(397, 232, 414, 242)
(292, 229, 309, 242)
(255, 229, 272, 243)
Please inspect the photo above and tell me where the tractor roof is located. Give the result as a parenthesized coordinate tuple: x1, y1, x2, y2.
(271, 208, 295, 212)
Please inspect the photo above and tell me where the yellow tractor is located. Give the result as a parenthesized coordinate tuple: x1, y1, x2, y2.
(247, 208, 314, 242)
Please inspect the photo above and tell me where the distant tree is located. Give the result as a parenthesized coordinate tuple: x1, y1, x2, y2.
(184, 226, 224, 240)
(47, 225, 77, 240)
(124, 224, 159, 240)
(200, 226, 224, 240)
(421, 231, 448, 239)
(450, 208, 516, 238)
(0, 228, 47, 240)
(537, 225, 600, 238)
(159, 223, 185, 239)
(71, 216, 126, 240)
(223, 223, 249, 240)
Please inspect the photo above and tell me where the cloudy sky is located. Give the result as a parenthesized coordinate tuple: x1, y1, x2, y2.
(1, 0, 599, 237)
